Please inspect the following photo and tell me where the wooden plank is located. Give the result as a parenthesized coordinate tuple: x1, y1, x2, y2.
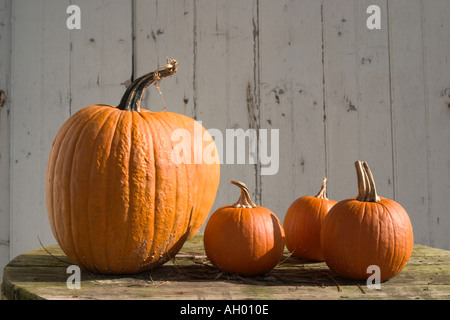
(41, 0, 71, 246)
(322, 0, 361, 201)
(323, 0, 393, 202)
(0, 0, 12, 280)
(134, 0, 195, 116)
(2, 234, 450, 300)
(194, 1, 258, 214)
(134, 0, 260, 220)
(10, 0, 76, 257)
(354, 0, 393, 199)
(70, 0, 132, 113)
(10, 0, 47, 259)
(259, 0, 326, 221)
(10, 0, 133, 260)
(422, 0, 450, 250)
(10, 0, 73, 257)
(388, 0, 430, 246)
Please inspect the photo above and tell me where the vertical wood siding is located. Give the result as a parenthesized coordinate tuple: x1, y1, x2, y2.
(0, 0, 12, 279)
(0, 1, 449, 272)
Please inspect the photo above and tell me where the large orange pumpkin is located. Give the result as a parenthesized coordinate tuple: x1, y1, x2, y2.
(46, 60, 220, 274)
(321, 161, 414, 281)
(284, 178, 337, 261)
(204, 180, 285, 276)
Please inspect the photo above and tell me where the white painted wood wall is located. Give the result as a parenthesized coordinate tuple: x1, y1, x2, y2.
(1, 0, 449, 279)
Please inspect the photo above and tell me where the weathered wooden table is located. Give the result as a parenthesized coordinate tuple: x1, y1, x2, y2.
(2, 234, 450, 300)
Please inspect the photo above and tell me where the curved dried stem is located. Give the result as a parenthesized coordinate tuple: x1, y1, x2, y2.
(118, 58, 178, 112)
(363, 161, 380, 202)
(231, 180, 257, 208)
(355, 160, 380, 203)
(315, 177, 329, 200)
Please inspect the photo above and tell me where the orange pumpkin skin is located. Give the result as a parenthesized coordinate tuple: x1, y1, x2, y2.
(320, 162, 414, 281)
(46, 61, 220, 274)
(204, 181, 285, 276)
(284, 179, 337, 261)
(163, 112, 220, 239)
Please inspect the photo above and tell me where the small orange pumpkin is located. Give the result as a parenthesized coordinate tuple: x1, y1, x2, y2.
(204, 180, 285, 276)
(284, 178, 337, 261)
(46, 60, 220, 274)
(321, 161, 414, 281)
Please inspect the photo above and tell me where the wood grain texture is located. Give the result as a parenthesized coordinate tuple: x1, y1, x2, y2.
(193, 0, 258, 213)
(2, 234, 450, 300)
(10, 0, 48, 259)
(388, 0, 430, 246)
(70, 0, 132, 112)
(134, 0, 195, 116)
(421, 0, 450, 251)
(1, 0, 450, 276)
(259, 0, 326, 221)
(9, 0, 133, 261)
(322, 0, 361, 202)
(0, 0, 11, 281)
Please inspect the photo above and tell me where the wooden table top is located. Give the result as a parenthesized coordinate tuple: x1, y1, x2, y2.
(2, 234, 450, 300)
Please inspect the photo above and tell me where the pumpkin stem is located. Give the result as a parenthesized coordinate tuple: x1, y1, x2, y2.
(231, 180, 257, 208)
(355, 160, 380, 203)
(315, 177, 329, 200)
(117, 58, 178, 112)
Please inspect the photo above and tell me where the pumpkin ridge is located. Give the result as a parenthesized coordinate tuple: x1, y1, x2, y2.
(342, 200, 363, 274)
(123, 111, 147, 271)
(75, 108, 118, 270)
(47, 110, 92, 251)
(377, 200, 396, 276)
(100, 111, 121, 270)
(252, 208, 259, 262)
(49, 107, 106, 249)
(143, 114, 179, 265)
(141, 114, 161, 264)
(85, 108, 121, 271)
(102, 110, 132, 272)
(261, 209, 270, 262)
(98, 110, 123, 271)
(397, 203, 414, 274)
(385, 203, 400, 277)
(160, 113, 191, 253)
(139, 112, 158, 262)
(315, 197, 324, 256)
(68, 108, 114, 267)
(124, 111, 140, 270)
(138, 113, 160, 263)
(359, 202, 371, 278)
(374, 203, 382, 269)
(195, 125, 218, 232)
(61, 108, 108, 265)
(159, 112, 197, 237)
(398, 206, 414, 276)
(152, 112, 189, 259)
(136, 113, 157, 268)
(359, 202, 367, 275)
